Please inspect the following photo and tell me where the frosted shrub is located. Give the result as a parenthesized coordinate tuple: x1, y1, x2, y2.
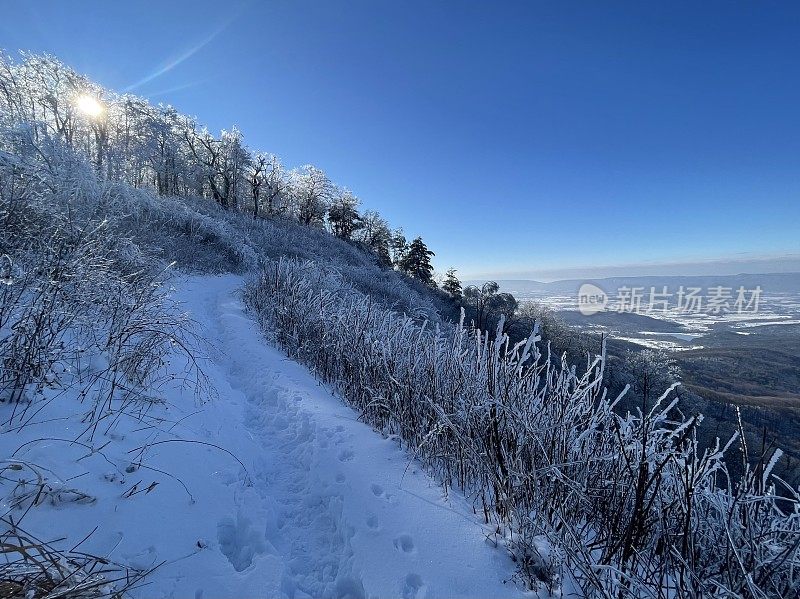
(0, 128, 200, 435)
(244, 257, 800, 598)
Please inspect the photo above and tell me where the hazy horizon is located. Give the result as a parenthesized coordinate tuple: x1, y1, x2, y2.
(465, 253, 800, 283)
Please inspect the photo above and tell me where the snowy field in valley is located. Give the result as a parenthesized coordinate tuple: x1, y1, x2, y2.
(0, 275, 527, 599)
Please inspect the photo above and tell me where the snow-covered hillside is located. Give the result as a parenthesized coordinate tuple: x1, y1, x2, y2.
(1, 274, 523, 598)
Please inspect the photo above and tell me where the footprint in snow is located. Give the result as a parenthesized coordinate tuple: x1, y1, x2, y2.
(334, 576, 366, 599)
(402, 573, 425, 599)
(393, 534, 415, 554)
(338, 448, 355, 462)
(370, 483, 397, 504)
(216, 515, 266, 572)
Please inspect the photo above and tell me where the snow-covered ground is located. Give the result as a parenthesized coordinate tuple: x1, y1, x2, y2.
(1, 275, 525, 598)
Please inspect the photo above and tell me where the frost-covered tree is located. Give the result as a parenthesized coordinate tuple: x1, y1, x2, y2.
(463, 281, 517, 332)
(184, 126, 231, 207)
(290, 165, 332, 226)
(622, 348, 681, 406)
(248, 151, 291, 219)
(219, 127, 250, 210)
(442, 268, 462, 300)
(511, 301, 595, 365)
(248, 152, 267, 218)
(327, 190, 362, 239)
(355, 210, 392, 266)
(463, 282, 495, 330)
(390, 228, 408, 266)
(262, 153, 289, 216)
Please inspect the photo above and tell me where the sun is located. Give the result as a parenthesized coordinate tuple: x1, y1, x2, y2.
(76, 94, 104, 118)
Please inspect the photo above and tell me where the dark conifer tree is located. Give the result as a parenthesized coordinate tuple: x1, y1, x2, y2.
(400, 237, 435, 285)
(442, 268, 462, 300)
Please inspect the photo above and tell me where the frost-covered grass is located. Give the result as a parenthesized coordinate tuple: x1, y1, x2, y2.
(244, 257, 800, 598)
(0, 134, 211, 597)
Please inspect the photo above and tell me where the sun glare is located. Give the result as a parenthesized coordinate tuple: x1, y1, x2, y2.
(76, 94, 104, 118)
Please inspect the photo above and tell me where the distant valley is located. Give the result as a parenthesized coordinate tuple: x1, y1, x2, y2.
(481, 272, 800, 482)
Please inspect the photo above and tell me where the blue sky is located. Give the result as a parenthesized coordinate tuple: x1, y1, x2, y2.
(2, 1, 799, 280)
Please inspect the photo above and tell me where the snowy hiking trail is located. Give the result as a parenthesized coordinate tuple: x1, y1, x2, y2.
(1, 273, 525, 599)
(162, 274, 524, 598)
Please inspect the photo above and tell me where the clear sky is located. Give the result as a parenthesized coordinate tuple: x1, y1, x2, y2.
(2, 0, 799, 280)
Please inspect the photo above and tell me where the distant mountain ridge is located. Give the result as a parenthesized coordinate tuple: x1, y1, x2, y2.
(467, 272, 800, 295)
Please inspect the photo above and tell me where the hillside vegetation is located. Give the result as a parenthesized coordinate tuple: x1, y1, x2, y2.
(1, 53, 798, 598)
